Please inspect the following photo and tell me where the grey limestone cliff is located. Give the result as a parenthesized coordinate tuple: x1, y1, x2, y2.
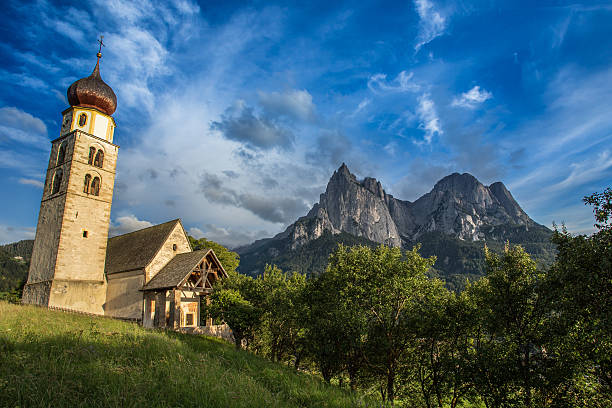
(270, 164, 536, 250)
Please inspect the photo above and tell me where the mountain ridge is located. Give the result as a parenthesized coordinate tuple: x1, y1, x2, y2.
(239, 164, 539, 251)
(237, 164, 554, 282)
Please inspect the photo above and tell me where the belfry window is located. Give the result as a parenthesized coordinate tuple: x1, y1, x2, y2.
(78, 113, 87, 127)
(83, 174, 91, 194)
(57, 142, 67, 165)
(88, 147, 96, 164)
(94, 150, 104, 168)
(90, 176, 100, 196)
(52, 169, 63, 194)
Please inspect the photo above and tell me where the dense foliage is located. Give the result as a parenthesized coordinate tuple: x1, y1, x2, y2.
(0, 247, 28, 298)
(206, 188, 611, 407)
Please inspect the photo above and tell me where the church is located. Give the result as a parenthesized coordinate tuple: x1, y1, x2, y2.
(21, 47, 227, 330)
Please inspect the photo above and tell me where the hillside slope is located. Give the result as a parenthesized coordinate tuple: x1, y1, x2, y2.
(0, 302, 374, 408)
(0, 241, 33, 292)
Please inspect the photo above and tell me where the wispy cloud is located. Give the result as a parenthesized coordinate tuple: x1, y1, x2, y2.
(416, 93, 442, 144)
(414, 0, 447, 53)
(451, 86, 492, 109)
(18, 178, 44, 188)
(367, 71, 420, 94)
(351, 98, 371, 116)
(549, 150, 612, 193)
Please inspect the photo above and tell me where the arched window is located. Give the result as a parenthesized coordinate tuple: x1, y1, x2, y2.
(57, 142, 67, 165)
(94, 150, 104, 168)
(88, 147, 96, 164)
(90, 177, 100, 196)
(83, 174, 91, 194)
(78, 113, 87, 127)
(52, 169, 63, 194)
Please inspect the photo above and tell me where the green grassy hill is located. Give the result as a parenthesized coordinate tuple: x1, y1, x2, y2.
(0, 302, 375, 408)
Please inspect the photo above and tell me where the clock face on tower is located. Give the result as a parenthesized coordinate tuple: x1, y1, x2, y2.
(61, 112, 73, 135)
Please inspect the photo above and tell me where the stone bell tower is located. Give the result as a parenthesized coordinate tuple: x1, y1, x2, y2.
(23, 42, 119, 314)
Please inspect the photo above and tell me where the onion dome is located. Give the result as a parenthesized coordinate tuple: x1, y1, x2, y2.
(67, 54, 117, 115)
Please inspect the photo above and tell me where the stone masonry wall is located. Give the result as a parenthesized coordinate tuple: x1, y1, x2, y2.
(105, 270, 144, 319)
(145, 223, 191, 283)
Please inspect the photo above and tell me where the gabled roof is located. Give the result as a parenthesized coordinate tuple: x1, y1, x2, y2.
(142, 248, 226, 291)
(105, 219, 183, 275)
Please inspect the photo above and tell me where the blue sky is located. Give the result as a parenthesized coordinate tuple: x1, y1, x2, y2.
(1, 0, 611, 247)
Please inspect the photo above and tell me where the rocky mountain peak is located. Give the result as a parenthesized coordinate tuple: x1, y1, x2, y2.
(433, 172, 482, 194)
(247, 166, 539, 254)
(333, 163, 356, 181)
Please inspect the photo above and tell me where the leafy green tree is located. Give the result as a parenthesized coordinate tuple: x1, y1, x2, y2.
(305, 253, 369, 386)
(410, 288, 478, 408)
(544, 188, 612, 404)
(189, 236, 239, 274)
(207, 288, 261, 348)
(256, 265, 308, 364)
(467, 244, 554, 407)
(324, 244, 438, 404)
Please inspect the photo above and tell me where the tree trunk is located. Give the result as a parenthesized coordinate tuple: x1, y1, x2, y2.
(387, 370, 395, 405)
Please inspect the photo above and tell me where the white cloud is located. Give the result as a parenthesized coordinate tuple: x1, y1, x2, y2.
(351, 98, 371, 116)
(258, 89, 315, 121)
(451, 86, 493, 109)
(18, 178, 44, 188)
(367, 71, 420, 94)
(109, 215, 154, 237)
(0, 107, 48, 146)
(414, 0, 447, 52)
(383, 141, 397, 156)
(188, 227, 205, 239)
(416, 93, 442, 144)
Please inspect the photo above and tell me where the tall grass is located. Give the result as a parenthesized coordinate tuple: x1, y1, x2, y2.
(0, 302, 376, 407)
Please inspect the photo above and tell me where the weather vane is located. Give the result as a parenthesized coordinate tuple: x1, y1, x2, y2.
(97, 35, 105, 59)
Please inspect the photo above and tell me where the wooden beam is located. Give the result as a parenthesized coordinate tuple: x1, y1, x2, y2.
(170, 289, 181, 330)
(154, 291, 166, 328)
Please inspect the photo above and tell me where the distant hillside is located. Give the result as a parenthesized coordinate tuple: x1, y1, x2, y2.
(239, 231, 379, 277)
(0, 241, 32, 292)
(237, 164, 556, 287)
(0, 302, 374, 407)
(1, 239, 33, 260)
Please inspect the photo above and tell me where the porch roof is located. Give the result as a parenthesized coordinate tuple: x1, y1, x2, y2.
(142, 249, 213, 291)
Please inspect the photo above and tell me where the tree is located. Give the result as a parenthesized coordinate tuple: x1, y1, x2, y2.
(410, 288, 477, 408)
(324, 244, 439, 404)
(544, 188, 612, 404)
(189, 236, 239, 274)
(207, 288, 261, 348)
(305, 252, 369, 386)
(467, 244, 558, 408)
(256, 265, 308, 364)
